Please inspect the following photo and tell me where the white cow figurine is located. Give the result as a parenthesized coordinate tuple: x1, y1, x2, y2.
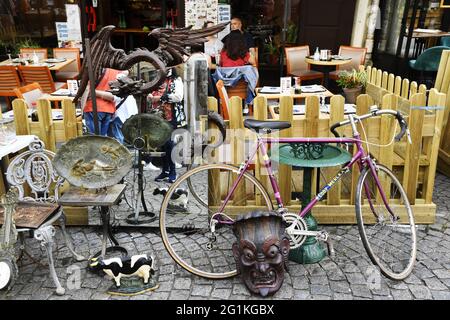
(89, 254, 155, 287)
(153, 187, 189, 210)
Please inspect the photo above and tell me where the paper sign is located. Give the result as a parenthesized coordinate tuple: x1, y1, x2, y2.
(280, 77, 292, 95)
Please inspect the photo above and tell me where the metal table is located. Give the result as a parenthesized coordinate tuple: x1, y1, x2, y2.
(58, 184, 128, 258)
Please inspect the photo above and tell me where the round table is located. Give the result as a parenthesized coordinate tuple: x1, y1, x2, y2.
(305, 57, 352, 87)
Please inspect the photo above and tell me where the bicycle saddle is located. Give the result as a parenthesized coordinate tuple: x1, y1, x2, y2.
(244, 119, 291, 132)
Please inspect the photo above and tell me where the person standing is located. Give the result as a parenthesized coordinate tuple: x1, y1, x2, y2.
(81, 68, 122, 136)
(147, 67, 186, 183)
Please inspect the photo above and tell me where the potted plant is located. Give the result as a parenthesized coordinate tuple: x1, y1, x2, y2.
(264, 41, 279, 65)
(336, 69, 367, 104)
(286, 22, 298, 45)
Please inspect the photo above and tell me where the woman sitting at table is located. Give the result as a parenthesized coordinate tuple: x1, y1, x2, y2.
(220, 30, 255, 67)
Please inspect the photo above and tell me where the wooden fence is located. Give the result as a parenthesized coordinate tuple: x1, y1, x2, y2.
(433, 50, 450, 176)
(1, 98, 87, 225)
(10, 98, 83, 152)
(208, 89, 445, 224)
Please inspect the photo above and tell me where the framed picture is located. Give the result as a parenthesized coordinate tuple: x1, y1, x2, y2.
(441, 0, 450, 8)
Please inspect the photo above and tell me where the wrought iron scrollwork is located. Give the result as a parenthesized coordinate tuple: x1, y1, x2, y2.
(289, 143, 325, 160)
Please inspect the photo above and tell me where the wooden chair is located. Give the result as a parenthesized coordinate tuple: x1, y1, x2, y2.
(19, 48, 48, 60)
(216, 79, 230, 120)
(13, 82, 45, 109)
(329, 46, 367, 80)
(18, 65, 66, 93)
(0, 66, 21, 110)
(53, 48, 81, 81)
(4, 138, 84, 295)
(285, 45, 324, 84)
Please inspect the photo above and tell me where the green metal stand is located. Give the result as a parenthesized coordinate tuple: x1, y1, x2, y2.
(288, 167, 327, 264)
(269, 143, 352, 264)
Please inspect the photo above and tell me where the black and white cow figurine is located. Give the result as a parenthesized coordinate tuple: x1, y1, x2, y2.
(153, 187, 189, 211)
(89, 254, 155, 287)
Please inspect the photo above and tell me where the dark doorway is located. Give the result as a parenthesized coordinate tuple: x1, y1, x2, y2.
(297, 0, 357, 53)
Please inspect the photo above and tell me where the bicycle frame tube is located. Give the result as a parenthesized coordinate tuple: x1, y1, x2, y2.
(217, 131, 393, 219)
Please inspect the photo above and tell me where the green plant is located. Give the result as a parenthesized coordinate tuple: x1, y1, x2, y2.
(264, 41, 279, 56)
(336, 69, 367, 89)
(12, 38, 40, 55)
(286, 22, 298, 44)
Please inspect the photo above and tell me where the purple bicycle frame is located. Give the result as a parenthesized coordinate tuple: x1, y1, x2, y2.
(218, 134, 393, 221)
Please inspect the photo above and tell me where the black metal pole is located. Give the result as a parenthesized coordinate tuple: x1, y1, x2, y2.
(396, 0, 412, 58)
(280, 0, 290, 77)
(404, 0, 420, 60)
(80, 0, 99, 135)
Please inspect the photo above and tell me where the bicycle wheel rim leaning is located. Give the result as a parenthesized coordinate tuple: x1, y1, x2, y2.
(355, 164, 417, 280)
(186, 162, 207, 208)
(160, 163, 273, 279)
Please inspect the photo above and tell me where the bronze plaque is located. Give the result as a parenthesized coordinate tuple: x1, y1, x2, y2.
(0, 202, 60, 229)
(53, 135, 133, 189)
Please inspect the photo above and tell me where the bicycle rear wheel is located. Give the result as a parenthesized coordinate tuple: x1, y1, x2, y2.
(159, 163, 273, 279)
(355, 164, 417, 280)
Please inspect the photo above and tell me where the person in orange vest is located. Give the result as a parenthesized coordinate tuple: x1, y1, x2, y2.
(81, 68, 122, 137)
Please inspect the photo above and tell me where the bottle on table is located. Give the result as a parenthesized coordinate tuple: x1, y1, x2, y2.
(314, 47, 320, 61)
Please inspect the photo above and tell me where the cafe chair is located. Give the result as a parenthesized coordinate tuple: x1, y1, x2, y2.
(19, 48, 48, 60)
(0, 66, 21, 110)
(18, 65, 67, 93)
(216, 79, 230, 120)
(329, 46, 367, 80)
(409, 46, 450, 83)
(53, 48, 81, 81)
(4, 138, 85, 295)
(441, 37, 450, 47)
(285, 45, 324, 84)
(13, 82, 45, 109)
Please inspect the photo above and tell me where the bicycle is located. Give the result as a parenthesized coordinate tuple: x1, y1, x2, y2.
(159, 106, 417, 281)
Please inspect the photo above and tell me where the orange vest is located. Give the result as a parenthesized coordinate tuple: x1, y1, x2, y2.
(84, 68, 121, 114)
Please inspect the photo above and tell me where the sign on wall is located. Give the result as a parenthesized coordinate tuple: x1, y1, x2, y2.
(217, 4, 231, 41)
(185, 0, 219, 29)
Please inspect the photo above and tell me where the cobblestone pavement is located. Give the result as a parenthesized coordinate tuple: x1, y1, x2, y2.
(1, 172, 449, 300)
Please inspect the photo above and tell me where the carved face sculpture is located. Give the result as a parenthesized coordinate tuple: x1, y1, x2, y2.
(232, 211, 290, 297)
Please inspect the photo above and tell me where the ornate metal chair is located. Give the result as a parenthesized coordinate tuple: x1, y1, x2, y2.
(4, 138, 84, 295)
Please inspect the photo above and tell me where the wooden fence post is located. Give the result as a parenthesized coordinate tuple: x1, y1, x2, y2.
(278, 95, 293, 206)
(350, 94, 371, 205)
(62, 100, 78, 141)
(388, 73, 395, 93)
(207, 97, 221, 206)
(12, 99, 30, 135)
(403, 93, 426, 204)
(326, 95, 345, 205)
(253, 96, 270, 204)
(422, 89, 446, 203)
(229, 96, 246, 206)
(377, 94, 398, 201)
(37, 99, 56, 152)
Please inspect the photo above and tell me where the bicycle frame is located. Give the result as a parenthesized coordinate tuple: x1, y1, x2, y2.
(218, 116, 395, 222)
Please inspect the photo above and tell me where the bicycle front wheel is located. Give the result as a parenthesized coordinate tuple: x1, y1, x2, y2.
(355, 164, 417, 280)
(160, 163, 273, 279)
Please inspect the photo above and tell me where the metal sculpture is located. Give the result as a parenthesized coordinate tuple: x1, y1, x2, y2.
(53, 135, 133, 189)
(232, 211, 290, 297)
(73, 23, 229, 102)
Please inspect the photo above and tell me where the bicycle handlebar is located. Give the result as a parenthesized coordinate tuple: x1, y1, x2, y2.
(330, 108, 411, 144)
